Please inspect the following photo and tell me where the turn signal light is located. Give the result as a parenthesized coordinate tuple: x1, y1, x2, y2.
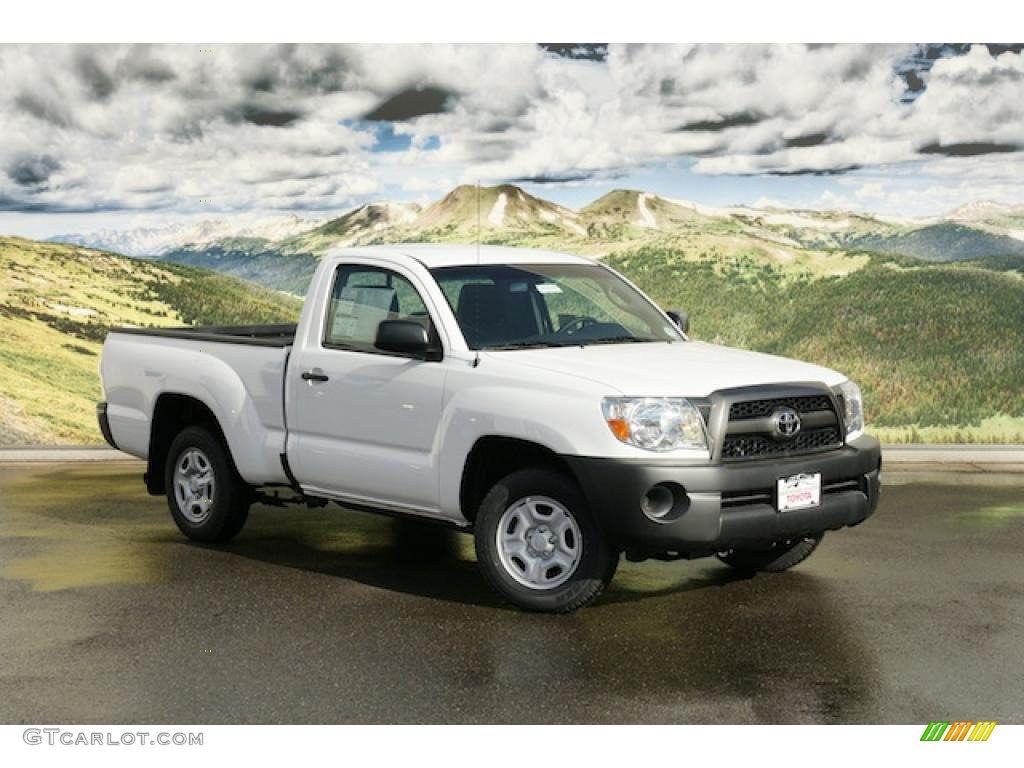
(606, 418, 631, 441)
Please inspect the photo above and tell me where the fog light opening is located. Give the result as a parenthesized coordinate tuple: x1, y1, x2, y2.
(640, 483, 688, 523)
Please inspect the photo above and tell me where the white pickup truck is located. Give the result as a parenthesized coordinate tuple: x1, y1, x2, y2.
(99, 244, 881, 612)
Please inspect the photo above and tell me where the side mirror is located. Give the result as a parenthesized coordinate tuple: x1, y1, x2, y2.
(375, 320, 431, 357)
(665, 309, 689, 335)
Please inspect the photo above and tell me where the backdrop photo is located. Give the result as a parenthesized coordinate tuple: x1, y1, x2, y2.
(1, 43, 1022, 446)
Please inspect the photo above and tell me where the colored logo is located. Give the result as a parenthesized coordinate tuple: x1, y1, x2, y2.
(920, 721, 996, 741)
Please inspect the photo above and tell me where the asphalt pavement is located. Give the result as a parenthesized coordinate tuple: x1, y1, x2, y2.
(1, 463, 1022, 724)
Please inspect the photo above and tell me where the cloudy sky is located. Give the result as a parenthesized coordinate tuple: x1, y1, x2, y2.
(1, 43, 1023, 237)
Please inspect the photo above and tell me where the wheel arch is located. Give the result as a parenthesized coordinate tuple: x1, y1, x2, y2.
(459, 436, 583, 524)
(146, 393, 235, 495)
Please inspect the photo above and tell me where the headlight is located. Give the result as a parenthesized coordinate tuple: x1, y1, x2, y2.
(838, 380, 864, 439)
(601, 397, 708, 452)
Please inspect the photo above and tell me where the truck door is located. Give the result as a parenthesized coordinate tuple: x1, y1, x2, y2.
(285, 262, 448, 513)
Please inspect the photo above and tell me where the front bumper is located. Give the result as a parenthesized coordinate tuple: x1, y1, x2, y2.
(565, 434, 882, 558)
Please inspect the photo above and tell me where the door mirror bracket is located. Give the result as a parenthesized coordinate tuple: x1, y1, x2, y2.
(665, 309, 689, 335)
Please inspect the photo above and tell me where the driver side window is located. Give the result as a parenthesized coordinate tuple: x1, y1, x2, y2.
(324, 265, 432, 352)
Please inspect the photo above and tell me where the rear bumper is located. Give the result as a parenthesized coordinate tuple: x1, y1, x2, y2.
(96, 402, 118, 450)
(565, 434, 882, 557)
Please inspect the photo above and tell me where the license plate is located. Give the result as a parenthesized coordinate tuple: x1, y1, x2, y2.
(777, 473, 821, 512)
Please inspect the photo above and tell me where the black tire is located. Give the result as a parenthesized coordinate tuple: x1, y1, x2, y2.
(474, 468, 618, 613)
(716, 533, 824, 573)
(164, 425, 251, 543)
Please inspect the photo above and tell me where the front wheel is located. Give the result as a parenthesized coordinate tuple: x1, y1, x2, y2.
(716, 533, 824, 573)
(165, 426, 251, 543)
(474, 468, 617, 613)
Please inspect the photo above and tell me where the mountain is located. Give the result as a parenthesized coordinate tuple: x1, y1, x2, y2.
(97, 185, 1024, 295)
(51, 214, 326, 257)
(850, 223, 1024, 263)
(580, 189, 704, 234)
(152, 203, 423, 294)
(283, 201, 421, 253)
(947, 200, 1024, 225)
(646, 199, 1024, 264)
(0, 236, 301, 444)
(406, 184, 587, 239)
(57, 186, 1024, 271)
(159, 236, 321, 295)
(153, 187, 593, 292)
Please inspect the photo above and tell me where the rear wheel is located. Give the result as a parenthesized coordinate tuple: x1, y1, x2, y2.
(716, 533, 824, 573)
(474, 468, 617, 613)
(165, 426, 250, 543)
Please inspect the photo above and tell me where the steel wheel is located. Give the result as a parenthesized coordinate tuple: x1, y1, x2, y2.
(495, 495, 582, 590)
(172, 447, 216, 524)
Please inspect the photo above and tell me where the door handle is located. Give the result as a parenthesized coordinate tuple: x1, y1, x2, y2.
(301, 370, 329, 382)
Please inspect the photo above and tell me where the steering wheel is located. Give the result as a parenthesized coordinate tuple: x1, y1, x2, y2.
(555, 316, 598, 337)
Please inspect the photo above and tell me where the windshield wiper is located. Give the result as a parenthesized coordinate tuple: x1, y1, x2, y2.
(582, 335, 658, 346)
(484, 340, 572, 350)
(485, 336, 661, 350)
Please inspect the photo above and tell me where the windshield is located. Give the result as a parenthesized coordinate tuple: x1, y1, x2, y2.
(431, 263, 683, 350)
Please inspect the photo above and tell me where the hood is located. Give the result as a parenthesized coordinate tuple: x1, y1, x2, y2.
(484, 340, 846, 397)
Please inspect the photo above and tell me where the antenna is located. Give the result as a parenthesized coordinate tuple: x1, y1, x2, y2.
(473, 180, 482, 369)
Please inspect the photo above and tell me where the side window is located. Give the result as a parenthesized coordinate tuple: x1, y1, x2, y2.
(324, 265, 433, 352)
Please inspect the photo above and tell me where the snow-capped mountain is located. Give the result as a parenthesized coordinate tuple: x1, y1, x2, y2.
(51, 214, 326, 257)
(946, 200, 1024, 223)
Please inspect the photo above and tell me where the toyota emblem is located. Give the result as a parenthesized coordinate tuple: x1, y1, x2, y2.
(771, 407, 801, 440)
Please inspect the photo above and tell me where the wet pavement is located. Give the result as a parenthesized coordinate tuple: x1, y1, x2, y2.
(1, 464, 1022, 724)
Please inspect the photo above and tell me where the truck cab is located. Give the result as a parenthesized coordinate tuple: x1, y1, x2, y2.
(99, 245, 881, 612)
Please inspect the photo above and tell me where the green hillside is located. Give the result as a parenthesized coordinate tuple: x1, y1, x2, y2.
(606, 247, 1024, 443)
(0, 237, 301, 445)
(850, 223, 1024, 262)
(160, 239, 319, 295)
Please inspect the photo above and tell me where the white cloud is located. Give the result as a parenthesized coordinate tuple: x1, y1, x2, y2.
(0, 43, 1023, 218)
(0, 44, 380, 213)
(752, 196, 790, 209)
(400, 176, 453, 193)
(808, 174, 1024, 218)
(854, 182, 885, 199)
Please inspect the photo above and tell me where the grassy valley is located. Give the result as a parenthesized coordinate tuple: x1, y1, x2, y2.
(0, 237, 301, 444)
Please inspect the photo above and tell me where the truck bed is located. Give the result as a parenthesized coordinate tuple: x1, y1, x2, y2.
(110, 323, 297, 348)
(101, 322, 296, 480)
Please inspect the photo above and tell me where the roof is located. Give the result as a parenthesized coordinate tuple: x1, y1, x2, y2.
(325, 243, 597, 269)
